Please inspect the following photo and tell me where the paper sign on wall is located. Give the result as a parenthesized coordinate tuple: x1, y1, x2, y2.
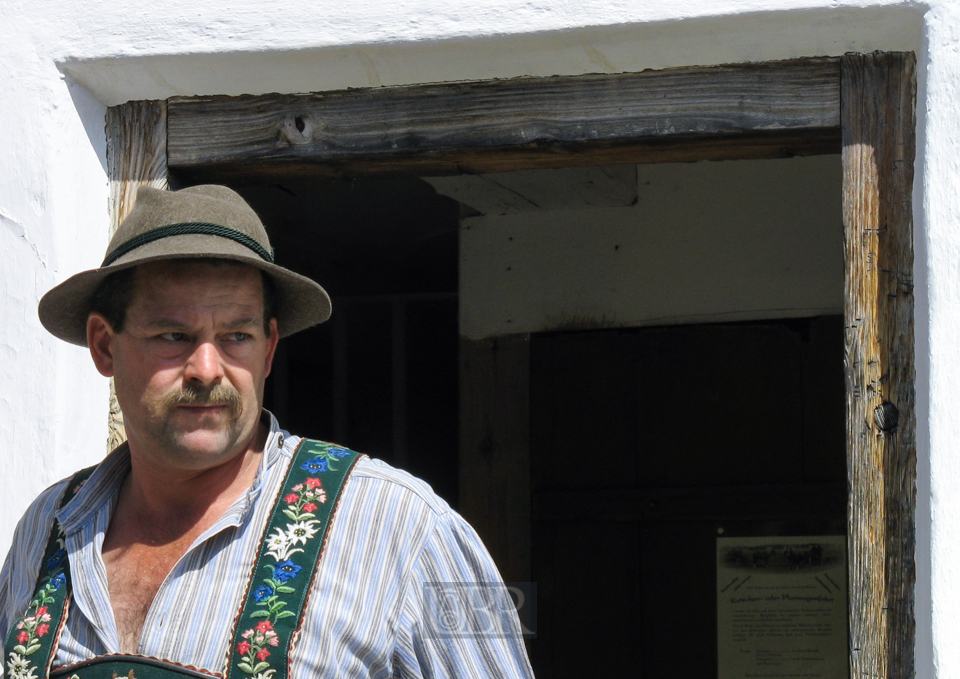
(717, 535, 848, 679)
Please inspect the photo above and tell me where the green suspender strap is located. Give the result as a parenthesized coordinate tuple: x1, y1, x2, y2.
(4, 465, 97, 679)
(225, 440, 360, 679)
(5, 440, 361, 679)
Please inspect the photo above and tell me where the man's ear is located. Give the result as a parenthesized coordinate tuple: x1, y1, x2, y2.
(87, 313, 117, 377)
(263, 318, 279, 378)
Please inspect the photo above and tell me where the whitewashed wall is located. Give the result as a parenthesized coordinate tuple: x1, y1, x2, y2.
(1, 1, 957, 675)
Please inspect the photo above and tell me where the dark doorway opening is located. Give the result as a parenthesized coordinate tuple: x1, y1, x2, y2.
(528, 316, 846, 677)
(230, 176, 462, 507)
(174, 161, 848, 678)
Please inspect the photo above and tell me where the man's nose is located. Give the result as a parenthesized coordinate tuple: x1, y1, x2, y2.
(183, 340, 224, 386)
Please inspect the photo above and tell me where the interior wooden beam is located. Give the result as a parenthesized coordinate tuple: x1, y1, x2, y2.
(459, 335, 531, 584)
(167, 58, 840, 181)
(104, 99, 169, 451)
(841, 52, 917, 679)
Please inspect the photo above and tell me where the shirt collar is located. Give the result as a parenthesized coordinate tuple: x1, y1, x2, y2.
(56, 409, 288, 535)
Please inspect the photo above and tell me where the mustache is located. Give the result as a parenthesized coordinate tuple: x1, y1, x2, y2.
(155, 384, 244, 418)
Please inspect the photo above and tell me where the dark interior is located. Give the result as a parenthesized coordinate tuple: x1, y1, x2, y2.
(528, 317, 846, 677)
(174, 168, 847, 678)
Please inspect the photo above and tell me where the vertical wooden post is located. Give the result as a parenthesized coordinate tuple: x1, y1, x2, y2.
(841, 52, 917, 679)
(104, 100, 169, 451)
(459, 334, 531, 583)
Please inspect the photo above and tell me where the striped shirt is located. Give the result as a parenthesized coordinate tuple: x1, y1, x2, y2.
(0, 413, 534, 678)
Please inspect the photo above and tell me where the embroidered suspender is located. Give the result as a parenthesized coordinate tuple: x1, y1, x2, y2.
(4, 466, 96, 679)
(4, 440, 360, 679)
(225, 441, 359, 679)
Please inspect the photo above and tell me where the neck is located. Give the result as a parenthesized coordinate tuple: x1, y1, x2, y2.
(119, 422, 268, 539)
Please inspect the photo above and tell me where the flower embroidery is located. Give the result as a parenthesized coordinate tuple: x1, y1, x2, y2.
(264, 528, 300, 563)
(235, 620, 280, 676)
(274, 559, 302, 583)
(285, 521, 319, 546)
(235, 443, 353, 678)
(252, 586, 274, 603)
(7, 652, 37, 679)
(299, 458, 328, 474)
(298, 444, 351, 475)
(45, 551, 66, 570)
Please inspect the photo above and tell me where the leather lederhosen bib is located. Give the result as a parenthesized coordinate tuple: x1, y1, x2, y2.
(4, 440, 362, 679)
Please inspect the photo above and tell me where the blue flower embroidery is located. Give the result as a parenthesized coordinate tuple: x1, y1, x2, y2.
(46, 550, 67, 570)
(253, 585, 274, 603)
(328, 447, 350, 459)
(50, 573, 66, 590)
(300, 457, 329, 474)
(275, 560, 302, 583)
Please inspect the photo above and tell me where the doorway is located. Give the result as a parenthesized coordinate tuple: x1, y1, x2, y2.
(110, 50, 917, 678)
(178, 152, 850, 677)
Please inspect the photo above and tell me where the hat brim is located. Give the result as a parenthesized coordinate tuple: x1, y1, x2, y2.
(39, 234, 331, 346)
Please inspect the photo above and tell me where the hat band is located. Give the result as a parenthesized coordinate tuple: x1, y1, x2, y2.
(101, 222, 275, 268)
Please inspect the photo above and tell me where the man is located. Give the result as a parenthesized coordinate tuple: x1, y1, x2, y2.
(0, 185, 534, 679)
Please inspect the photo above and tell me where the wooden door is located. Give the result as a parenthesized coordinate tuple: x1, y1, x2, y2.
(528, 317, 846, 677)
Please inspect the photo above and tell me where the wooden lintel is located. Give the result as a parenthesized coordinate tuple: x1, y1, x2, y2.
(535, 483, 847, 524)
(167, 58, 840, 180)
(841, 52, 917, 679)
(459, 335, 531, 583)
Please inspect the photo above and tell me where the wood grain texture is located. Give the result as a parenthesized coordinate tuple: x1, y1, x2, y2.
(166, 58, 840, 180)
(105, 100, 168, 451)
(841, 52, 917, 679)
(459, 335, 530, 583)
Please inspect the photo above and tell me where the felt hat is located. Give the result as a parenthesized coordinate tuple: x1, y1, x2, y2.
(39, 184, 331, 346)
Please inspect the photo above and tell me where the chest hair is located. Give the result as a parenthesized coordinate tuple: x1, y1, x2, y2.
(102, 533, 199, 653)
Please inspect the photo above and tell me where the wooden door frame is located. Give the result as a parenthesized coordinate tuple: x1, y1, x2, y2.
(106, 52, 917, 677)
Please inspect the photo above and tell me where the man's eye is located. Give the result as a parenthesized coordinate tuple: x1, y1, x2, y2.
(159, 332, 189, 342)
(226, 332, 251, 342)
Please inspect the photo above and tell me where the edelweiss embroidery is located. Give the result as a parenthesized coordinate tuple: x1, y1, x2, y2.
(230, 442, 358, 679)
(6, 538, 69, 679)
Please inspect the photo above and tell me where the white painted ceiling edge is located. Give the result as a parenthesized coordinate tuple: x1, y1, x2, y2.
(61, 4, 923, 105)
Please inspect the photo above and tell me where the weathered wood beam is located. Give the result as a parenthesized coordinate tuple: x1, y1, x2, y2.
(459, 335, 531, 583)
(535, 482, 847, 523)
(167, 58, 840, 181)
(841, 52, 917, 679)
(104, 100, 168, 451)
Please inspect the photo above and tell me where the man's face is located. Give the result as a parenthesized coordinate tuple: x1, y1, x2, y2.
(89, 260, 278, 471)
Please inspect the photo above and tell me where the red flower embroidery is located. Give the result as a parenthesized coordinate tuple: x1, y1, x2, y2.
(16, 631, 28, 644)
(256, 648, 271, 661)
(284, 493, 299, 504)
(35, 624, 49, 637)
(255, 620, 273, 632)
(305, 477, 322, 489)
(302, 503, 317, 512)
(35, 607, 48, 617)
(237, 641, 251, 655)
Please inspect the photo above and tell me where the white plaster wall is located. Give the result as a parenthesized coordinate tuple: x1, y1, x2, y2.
(460, 156, 843, 339)
(1, 0, 958, 676)
(0, 14, 110, 551)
